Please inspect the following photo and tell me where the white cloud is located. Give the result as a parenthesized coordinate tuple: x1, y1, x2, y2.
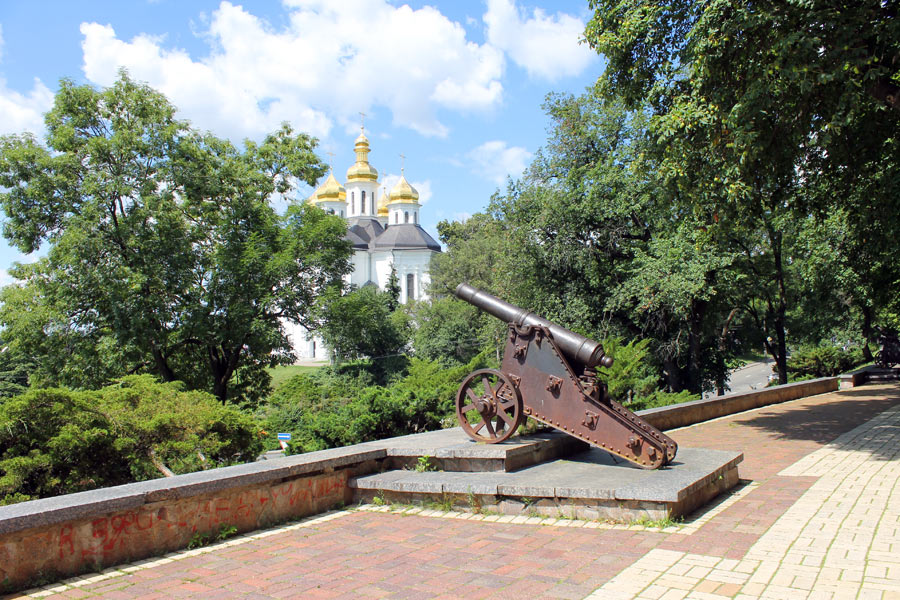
(0, 76, 53, 137)
(0, 24, 54, 137)
(381, 173, 433, 204)
(484, 0, 596, 81)
(79, 0, 507, 141)
(468, 140, 531, 184)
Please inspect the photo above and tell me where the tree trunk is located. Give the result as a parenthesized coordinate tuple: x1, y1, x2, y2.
(771, 232, 789, 385)
(151, 347, 177, 382)
(687, 299, 707, 394)
(149, 448, 175, 477)
(208, 345, 239, 404)
(662, 357, 681, 392)
(869, 78, 900, 113)
(209, 348, 225, 402)
(861, 304, 874, 362)
(716, 308, 739, 396)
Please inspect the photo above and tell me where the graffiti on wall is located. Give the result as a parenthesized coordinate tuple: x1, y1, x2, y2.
(51, 472, 346, 561)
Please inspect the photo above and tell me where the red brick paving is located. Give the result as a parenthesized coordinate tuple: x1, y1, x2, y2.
(669, 384, 900, 481)
(9, 383, 900, 600)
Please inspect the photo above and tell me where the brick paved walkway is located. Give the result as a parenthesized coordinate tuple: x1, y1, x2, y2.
(8, 383, 900, 600)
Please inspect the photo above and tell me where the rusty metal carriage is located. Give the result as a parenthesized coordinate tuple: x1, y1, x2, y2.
(453, 283, 677, 469)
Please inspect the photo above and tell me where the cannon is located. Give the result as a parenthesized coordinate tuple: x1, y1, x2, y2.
(454, 283, 677, 469)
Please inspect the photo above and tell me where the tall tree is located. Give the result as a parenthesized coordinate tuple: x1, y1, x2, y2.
(0, 72, 352, 403)
(584, 0, 900, 382)
(317, 285, 410, 363)
(492, 93, 735, 393)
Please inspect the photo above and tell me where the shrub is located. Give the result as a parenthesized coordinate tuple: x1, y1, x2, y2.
(0, 375, 263, 504)
(0, 388, 130, 503)
(626, 389, 698, 412)
(787, 344, 865, 378)
(266, 353, 492, 454)
(598, 337, 662, 406)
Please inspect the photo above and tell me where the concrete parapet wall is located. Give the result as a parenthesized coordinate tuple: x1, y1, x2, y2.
(0, 374, 848, 591)
(638, 377, 839, 431)
(0, 447, 383, 591)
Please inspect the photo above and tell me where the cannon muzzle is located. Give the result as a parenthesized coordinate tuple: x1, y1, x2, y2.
(455, 283, 613, 369)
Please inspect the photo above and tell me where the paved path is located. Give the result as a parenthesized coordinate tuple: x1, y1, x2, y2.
(8, 383, 900, 600)
(703, 359, 774, 399)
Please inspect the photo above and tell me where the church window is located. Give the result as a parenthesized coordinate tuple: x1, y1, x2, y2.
(395, 212, 399, 224)
(407, 273, 415, 302)
(340, 210, 344, 217)
(361, 191, 366, 213)
(414, 212, 417, 224)
(371, 197, 375, 214)
(404, 211, 409, 223)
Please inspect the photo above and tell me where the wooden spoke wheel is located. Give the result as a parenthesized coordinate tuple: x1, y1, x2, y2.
(455, 369, 523, 443)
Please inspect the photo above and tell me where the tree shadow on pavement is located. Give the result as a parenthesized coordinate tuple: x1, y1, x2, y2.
(733, 384, 900, 462)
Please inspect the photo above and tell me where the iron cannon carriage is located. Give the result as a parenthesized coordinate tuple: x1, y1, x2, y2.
(453, 283, 677, 469)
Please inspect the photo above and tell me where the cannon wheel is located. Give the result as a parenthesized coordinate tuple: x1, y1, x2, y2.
(456, 369, 523, 443)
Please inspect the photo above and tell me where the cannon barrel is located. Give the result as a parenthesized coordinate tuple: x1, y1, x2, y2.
(455, 283, 613, 369)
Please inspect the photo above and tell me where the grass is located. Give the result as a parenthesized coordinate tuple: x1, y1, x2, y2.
(414, 455, 436, 472)
(267, 364, 322, 390)
(630, 515, 682, 529)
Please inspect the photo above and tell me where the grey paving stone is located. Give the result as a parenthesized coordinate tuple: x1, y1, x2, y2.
(349, 447, 741, 508)
(436, 472, 500, 495)
(495, 483, 556, 498)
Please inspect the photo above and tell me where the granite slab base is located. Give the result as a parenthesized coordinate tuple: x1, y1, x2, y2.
(356, 427, 588, 472)
(351, 446, 743, 522)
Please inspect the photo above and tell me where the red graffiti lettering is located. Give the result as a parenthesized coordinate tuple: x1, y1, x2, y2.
(135, 511, 154, 531)
(58, 524, 74, 559)
(214, 498, 230, 522)
(91, 518, 108, 540)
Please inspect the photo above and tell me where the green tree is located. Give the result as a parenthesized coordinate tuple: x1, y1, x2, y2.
(385, 266, 401, 312)
(411, 297, 485, 367)
(0, 338, 33, 400)
(428, 211, 521, 361)
(317, 285, 410, 363)
(490, 93, 736, 394)
(265, 353, 491, 454)
(584, 0, 900, 382)
(0, 72, 352, 403)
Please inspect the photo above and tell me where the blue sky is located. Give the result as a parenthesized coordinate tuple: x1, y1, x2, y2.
(0, 0, 602, 283)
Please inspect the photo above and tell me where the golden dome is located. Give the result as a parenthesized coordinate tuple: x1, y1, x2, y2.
(346, 130, 379, 182)
(310, 171, 346, 203)
(377, 187, 390, 217)
(388, 173, 419, 204)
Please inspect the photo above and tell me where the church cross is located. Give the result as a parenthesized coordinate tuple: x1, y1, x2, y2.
(399, 152, 406, 173)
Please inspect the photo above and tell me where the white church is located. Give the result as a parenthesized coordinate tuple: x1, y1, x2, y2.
(289, 129, 441, 360)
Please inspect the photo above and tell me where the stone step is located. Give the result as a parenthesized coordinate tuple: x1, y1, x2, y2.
(354, 427, 587, 472)
(350, 446, 743, 522)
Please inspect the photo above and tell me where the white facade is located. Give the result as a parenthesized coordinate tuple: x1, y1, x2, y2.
(286, 131, 441, 360)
